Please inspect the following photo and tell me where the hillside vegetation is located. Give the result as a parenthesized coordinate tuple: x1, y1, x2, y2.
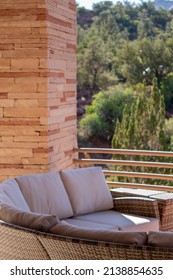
(77, 1, 173, 152)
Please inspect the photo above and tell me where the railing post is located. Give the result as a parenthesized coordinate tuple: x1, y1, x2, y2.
(82, 152, 92, 167)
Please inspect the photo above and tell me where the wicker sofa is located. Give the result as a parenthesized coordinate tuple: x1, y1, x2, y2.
(1, 167, 173, 260)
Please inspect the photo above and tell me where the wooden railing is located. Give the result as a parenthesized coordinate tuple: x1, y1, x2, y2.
(73, 148, 173, 192)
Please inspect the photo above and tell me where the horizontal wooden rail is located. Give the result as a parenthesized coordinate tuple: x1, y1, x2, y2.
(106, 181, 173, 192)
(73, 147, 173, 192)
(74, 147, 173, 157)
(103, 170, 173, 181)
(74, 158, 173, 169)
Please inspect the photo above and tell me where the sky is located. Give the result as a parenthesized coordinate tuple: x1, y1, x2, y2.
(76, 0, 145, 10)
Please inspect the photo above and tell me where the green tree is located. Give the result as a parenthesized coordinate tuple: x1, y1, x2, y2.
(165, 117, 173, 150)
(79, 85, 134, 143)
(160, 74, 173, 112)
(119, 38, 173, 85)
(92, 1, 113, 14)
(136, 1, 170, 38)
(77, 34, 115, 89)
(77, 1, 173, 91)
(112, 79, 166, 150)
(111, 79, 171, 185)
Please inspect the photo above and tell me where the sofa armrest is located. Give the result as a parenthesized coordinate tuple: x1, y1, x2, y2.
(113, 197, 160, 218)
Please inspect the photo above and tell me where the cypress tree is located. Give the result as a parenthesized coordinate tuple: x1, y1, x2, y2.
(111, 79, 168, 184)
(112, 79, 166, 151)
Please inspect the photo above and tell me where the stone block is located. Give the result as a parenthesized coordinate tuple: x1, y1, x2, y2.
(22, 157, 48, 165)
(0, 125, 39, 136)
(0, 157, 22, 164)
(11, 59, 39, 70)
(0, 99, 14, 107)
(4, 107, 48, 118)
(0, 148, 33, 158)
(1, 136, 14, 142)
(14, 99, 38, 108)
(0, 59, 10, 69)
(14, 135, 47, 142)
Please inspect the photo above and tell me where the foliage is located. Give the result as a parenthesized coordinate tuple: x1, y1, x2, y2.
(160, 74, 173, 111)
(111, 79, 173, 185)
(77, 1, 173, 90)
(118, 38, 173, 86)
(112, 79, 166, 150)
(77, 33, 116, 89)
(79, 85, 134, 143)
(165, 117, 173, 150)
(77, 1, 173, 158)
(92, 1, 114, 14)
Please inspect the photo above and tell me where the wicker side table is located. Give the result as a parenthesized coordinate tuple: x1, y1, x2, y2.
(149, 192, 173, 232)
(111, 188, 173, 232)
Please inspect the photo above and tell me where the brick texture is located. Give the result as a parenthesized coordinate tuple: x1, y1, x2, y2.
(0, 0, 77, 181)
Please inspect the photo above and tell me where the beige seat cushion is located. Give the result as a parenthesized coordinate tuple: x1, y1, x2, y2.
(0, 203, 58, 232)
(0, 179, 30, 211)
(60, 167, 113, 215)
(74, 210, 159, 232)
(64, 218, 118, 230)
(16, 173, 73, 219)
(50, 220, 147, 245)
(148, 231, 173, 248)
(118, 215, 159, 232)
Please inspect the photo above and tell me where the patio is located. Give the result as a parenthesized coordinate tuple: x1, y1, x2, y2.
(1, 1, 173, 260)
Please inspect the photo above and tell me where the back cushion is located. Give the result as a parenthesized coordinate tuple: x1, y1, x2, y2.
(16, 173, 73, 219)
(60, 167, 113, 216)
(0, 203, 58, 232)
(0, 179, 30, 211)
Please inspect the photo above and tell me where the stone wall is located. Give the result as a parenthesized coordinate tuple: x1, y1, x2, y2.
(0, 0, 77, 182)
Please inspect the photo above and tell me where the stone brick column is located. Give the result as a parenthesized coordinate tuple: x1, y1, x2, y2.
(0, 0, 77, 182)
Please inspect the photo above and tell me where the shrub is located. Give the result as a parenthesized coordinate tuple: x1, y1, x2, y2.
(79, 85, 134, 143)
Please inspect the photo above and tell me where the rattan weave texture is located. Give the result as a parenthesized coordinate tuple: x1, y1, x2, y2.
(1, 222, 173, 260)
(111, 189, 173, 231)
